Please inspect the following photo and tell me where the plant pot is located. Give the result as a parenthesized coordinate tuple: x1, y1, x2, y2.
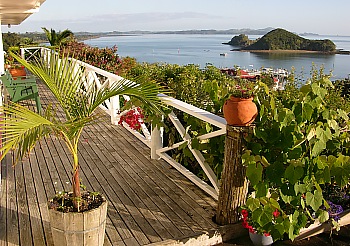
(48, 200, 108, 246)
(9, 67, 26, 79)
(223, 96, 258, 126)
(249, 231, 273, 246)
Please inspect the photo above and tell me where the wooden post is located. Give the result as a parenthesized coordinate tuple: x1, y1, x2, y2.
(216, 125, 252, 225)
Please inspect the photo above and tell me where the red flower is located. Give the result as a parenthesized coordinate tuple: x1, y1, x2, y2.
(242, 220, 249, 229)
(248, 226, 255, 233)
(264, 232, 271, 237)
(118, 107, 145, 131)
(241, 209, 249, 218)
(273, 209, 280, 218)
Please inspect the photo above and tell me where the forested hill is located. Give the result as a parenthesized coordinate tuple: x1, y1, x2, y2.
(240, 28, 336, 52)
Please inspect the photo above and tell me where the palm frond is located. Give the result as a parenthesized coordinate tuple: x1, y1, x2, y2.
(11, 51, 165, 118)
(0, 103, 55, 164)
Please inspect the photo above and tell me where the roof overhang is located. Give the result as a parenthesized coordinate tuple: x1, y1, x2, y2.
(0, 0, 46, 25)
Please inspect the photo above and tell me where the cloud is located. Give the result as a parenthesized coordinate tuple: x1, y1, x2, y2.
(6, 12, 223, 32)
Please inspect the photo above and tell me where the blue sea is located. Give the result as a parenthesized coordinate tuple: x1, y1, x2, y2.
(84, 34, 350, 80)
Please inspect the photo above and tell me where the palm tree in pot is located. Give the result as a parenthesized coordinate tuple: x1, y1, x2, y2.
(0, 51, 163, 245)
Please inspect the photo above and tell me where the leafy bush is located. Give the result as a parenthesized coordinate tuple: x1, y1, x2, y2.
(242, 71, 350, 240)
(60, 41, 137, 76)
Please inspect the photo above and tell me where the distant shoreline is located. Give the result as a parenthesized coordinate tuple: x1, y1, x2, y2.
(231, 49, 349, 55)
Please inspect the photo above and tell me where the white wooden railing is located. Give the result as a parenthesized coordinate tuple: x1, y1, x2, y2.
(20, 47, 227, 200)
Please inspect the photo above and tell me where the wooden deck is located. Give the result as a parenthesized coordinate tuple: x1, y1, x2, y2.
(0, 82, 218, 245)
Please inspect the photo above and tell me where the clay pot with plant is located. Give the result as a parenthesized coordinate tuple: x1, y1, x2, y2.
(223, 80, 258, 126)
(0, 51, 163, 246)
(4, 52, 26, 78)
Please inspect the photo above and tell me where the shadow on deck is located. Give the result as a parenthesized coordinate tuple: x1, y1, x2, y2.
(0, 82, 219, 245)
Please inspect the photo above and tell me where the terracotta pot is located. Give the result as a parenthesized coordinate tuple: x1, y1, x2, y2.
(249, 231, 273, 246)
(48, 200, 108, 246)
(9, 67, 26, 79)
(223, 96, 258, 126)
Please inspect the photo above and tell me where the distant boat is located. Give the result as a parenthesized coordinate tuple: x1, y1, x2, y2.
(220, 53, 227, 56)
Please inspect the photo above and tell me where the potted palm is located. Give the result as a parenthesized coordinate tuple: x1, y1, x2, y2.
(0, 51, 163, 246)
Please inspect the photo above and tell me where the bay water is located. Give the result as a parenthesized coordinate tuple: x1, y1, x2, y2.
(84, 34, 350, 80)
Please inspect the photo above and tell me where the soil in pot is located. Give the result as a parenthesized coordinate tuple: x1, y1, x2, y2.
(48, 190, 105, 212)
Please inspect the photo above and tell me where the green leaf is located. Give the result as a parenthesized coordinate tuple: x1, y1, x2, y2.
(315, 167, 330, 184)
(337, 109, 349, 121)
(300, 84, 311, 94)
(302, 103, 314, 121)
(311, 83, 327, 98)
(311, 139, 326, 157)
(278, 109, 295, 129)
(294, 183, 307, 195)
(306, 190, 323, 211)
(316, 156, 327, 169)
(252, 206, 274, 227)
(318, 210, 330, 223)
(288, 146, 302, 159)
(246, 198, 260, 212)
(285, 165, 304, 185)
(247, 162, 263, 186)
(255, 182, 268, 198)
(272, 224, 285, 241)
(316, 126, 332, 142)
(322, 109, 330, 120)
(250, 143, 262, 155)
(266, 162, 284, 185)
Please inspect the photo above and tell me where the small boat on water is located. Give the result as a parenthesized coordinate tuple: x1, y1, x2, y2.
(220, 53, 227, 56)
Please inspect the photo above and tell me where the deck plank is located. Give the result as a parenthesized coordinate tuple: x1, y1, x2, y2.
(0, 155, 9, 246)
(22, 156, 46, 246)
(6, 154, 20, 246)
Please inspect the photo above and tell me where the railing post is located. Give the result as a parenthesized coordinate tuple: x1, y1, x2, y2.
(151, 123, 163, 159)
(216, 125, 253, 225)
(109, 95, 120, 125)
(20, 48, 25, 59)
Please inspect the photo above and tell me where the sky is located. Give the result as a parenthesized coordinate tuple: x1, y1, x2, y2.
(2, 0, 350, 36)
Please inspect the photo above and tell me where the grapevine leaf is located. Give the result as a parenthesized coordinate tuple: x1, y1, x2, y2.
(285, 165, 304, 184)
(294, 183, 307, 195)
(311, 140, 326, 157)
(247, 162, 263, 186)
(302, 103, 314, 121)
(337, 109, 349, 121)
(306, 190, 323, 211)
(266, 162, 284, 185)
(318, 210, 329, 223)
(255, 182, 268, 198)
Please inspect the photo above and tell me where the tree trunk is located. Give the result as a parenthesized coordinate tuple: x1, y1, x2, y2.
(216, 125, 252, 225)
(72, 166, 81, 209)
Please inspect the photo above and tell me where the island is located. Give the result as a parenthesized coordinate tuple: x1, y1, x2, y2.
(224, 28, 336, 53)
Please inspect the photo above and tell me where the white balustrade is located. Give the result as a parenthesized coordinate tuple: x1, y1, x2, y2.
(22, 47, 227, 200)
